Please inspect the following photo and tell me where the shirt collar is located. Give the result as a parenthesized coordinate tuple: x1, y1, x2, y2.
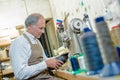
(24, 32, 36, 41)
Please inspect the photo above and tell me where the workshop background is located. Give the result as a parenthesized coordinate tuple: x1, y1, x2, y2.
(0, 0, 120, 80)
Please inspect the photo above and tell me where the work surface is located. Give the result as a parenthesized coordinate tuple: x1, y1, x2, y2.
(55, 70, 120, 80)
(1, 69, 120, 80)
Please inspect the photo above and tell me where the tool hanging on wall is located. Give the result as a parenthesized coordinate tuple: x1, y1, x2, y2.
(83, 13, 93, 31)
(56, 19, 70, 48)
(69, 18, 83, 54)
(69, 18, 83, 33)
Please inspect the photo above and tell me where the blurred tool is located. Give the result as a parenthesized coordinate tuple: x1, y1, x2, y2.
(69, 18, 83, 54)
(56, 19, 71, 48)
(83, 14, 93, 30)
(56, 52, 69, 63)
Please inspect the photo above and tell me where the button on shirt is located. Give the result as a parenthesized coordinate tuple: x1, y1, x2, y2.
(9, 32, 47, 79)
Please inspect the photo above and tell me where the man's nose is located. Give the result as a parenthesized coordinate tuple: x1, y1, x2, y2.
(42, 29, 45, 33)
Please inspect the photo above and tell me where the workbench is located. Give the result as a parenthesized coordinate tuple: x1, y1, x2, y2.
(1, 69, 120, 80)
(55, 70, 120, 80)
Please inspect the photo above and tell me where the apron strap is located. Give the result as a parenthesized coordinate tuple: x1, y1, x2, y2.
(23, 33, 32, 45)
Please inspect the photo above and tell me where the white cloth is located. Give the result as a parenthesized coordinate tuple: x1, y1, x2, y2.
(9, 32, 47, 79)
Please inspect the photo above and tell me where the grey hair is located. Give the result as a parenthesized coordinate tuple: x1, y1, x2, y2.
(25, 13, 44, 28)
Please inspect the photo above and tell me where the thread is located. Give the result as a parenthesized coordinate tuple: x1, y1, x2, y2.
(77, 54, 86, 70)
(95, 16, 119, 64)
(94, 16, 120, 77)
(110, 26, 120, 46)
(69, 56, 80, 72)
(115, 46, 120, 61)
(79, 27, 103, 75)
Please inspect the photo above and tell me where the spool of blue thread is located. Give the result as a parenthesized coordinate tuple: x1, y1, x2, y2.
(79, 27, 103, 75)
(56, 19, 63, 23)
(115, 46, 120, 61)
(70, 56, 80, 72)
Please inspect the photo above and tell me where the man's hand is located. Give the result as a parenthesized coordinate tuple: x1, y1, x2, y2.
(45, 58, 64, 70)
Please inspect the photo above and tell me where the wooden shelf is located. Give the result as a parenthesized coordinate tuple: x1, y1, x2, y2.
(0, 37, 14, 80)
(0, 57, 10, 62)
(3, 69, 13, 76)
(0, 69, 14, 80)
(0, 43, 10, 48)
(0, 68, 14, 76)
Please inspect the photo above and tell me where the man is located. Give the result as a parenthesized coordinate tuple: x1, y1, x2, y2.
(9, 13, 64, 80)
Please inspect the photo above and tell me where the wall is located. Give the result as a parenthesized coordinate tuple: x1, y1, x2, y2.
(49, 0, 120, 30)
(0, 0, 52, 37)
(48, 0, 120, 54)
(103, 0, 120, 29)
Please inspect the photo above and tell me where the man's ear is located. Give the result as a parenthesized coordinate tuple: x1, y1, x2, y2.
(27, 25, 33, 30)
